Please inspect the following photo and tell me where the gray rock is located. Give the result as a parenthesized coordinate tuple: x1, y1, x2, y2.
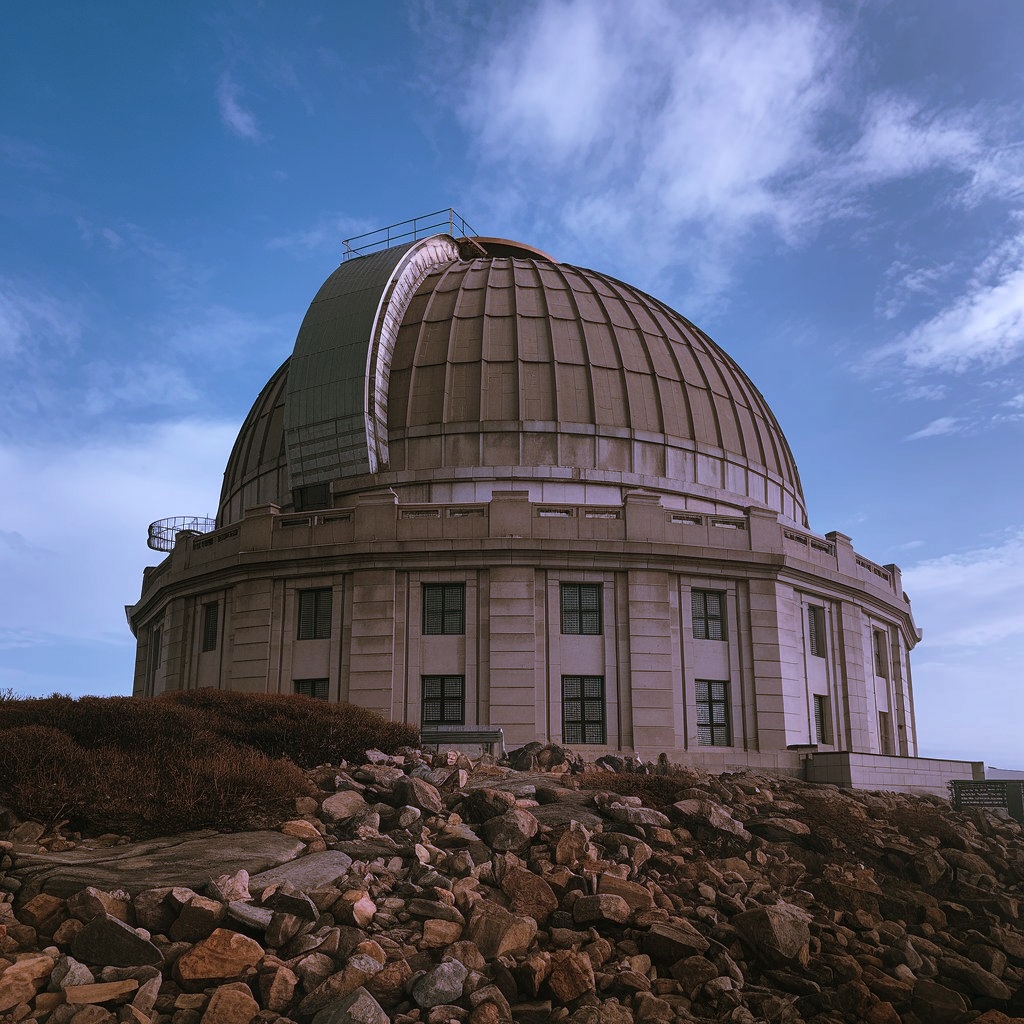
(249, 851, 354, 893)
(312, 986, 390, 1024)
(71, 913, 163, 967)
(12, 830, 306, 900)
(412, 959, 469, 1008)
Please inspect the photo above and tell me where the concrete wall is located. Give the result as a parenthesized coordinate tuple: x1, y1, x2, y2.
(130, 492, 927, 773)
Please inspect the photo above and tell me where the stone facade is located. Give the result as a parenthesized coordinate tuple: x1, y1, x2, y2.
(130, 232, 935, 779)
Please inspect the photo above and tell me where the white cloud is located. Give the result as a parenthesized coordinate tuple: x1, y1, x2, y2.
(0, 278, 82, 361)
(887, 236, 1024, 374)
(268, 214, 378, 257)
(0, 420, 237, 662)
(217, 72, 263, 142)
(449, 0, 1018, 297)
(904, 530, 1024, 647)
(902, 383, 947, 401)
(903, 416, 964, 441)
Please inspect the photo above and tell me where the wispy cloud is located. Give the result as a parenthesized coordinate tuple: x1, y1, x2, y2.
(0, 277, 82, 361)
(904, 416, 965, 441)
(905, 530, 1024, 648)
(268, 214, 377, 257)
(445, 0, 1019, 298)
(217, 72, 264, 142)
(871, 232, 1024, 375)
(0, 135, 55, 174)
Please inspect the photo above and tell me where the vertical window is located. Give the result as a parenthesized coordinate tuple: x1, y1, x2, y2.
(298, 588, 332, 640)
(873, 630, 888, 677)
(696, 680, 730, 746)
(813, 694, 830, 745)
(878, 711, 893, 755)
(201, 602, 219, 652)
(145, 624, 162, 697)
(808, 605, 826, 658)
(560, 583, 602, 635)
(562, 675, 606, 744)
(295, 678, 329, 700)
(422, 675, 465, 724)
(692, 590, 726, 640)
(422, 583, 465, 635)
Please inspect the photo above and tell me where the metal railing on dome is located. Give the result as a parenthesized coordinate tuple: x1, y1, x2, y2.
(147, 516, 216, 552)
(341, 208, 479, 261)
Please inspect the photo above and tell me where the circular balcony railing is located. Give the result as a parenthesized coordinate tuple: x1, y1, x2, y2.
(147, 516, 216, 552)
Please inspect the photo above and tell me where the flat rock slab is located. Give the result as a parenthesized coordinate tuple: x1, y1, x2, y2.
(11, 830, 306, 903)
(249, 851, 354, 892)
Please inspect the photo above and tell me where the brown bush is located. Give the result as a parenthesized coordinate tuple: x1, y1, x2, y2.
(0, 721, 306, 839)
(158, 689, 419, 767)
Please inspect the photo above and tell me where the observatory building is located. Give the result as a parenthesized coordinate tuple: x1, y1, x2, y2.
(129, 213, 976, 792)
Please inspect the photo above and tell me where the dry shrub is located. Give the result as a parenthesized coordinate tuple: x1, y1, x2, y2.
(158, 689, 418, 767)
(0, 721, 306, 838)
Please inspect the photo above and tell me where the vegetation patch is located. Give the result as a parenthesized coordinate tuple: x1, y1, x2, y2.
(0, 689, 417, 838)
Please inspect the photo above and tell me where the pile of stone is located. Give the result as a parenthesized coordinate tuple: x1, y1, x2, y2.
(2, 744, 1023, 1024)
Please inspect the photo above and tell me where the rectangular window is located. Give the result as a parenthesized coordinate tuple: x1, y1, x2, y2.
(145, 624, 162, 696)
(560, 583, 602, 635)
(692, 590, 726, 640)
(878, 711, 893, 755)
(295, 678, 329, 700)
(422, 675, 465, 724)
(813, 694, 830, 745)
(873, 629, 889, 677)
(297, 588, 332, 640)
(562, 675, 606, 744)
(422, 583, 465, 635)
(696, 679, 731, 746)
(808, 605, 826, 658)
(201, 602, 219, 652)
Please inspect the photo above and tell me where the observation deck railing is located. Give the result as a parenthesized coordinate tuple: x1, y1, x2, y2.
(147, 516, 216, 552)
(341, 208, 478, 261)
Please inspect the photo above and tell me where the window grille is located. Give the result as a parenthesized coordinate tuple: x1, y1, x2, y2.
(295, 678, 329, 700)
(201, 602, 218, 652)
(422, 675, 465, 724)
(422, 583, 465, 635)
(696, 680, 730, 746)
(560, 583, 602, 635)
(813, 694, 830, 744)
(692, 590, 725, 640)
(298, 588, 332, 640)
(808, 605, 826, 658)
(562, 675, 606, 744)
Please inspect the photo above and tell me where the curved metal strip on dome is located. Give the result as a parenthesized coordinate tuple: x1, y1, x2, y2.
(364, 235, 462, 473)
(284, 237, 459, 489)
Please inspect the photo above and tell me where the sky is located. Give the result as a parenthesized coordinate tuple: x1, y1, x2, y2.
(2, 1, 1023, 768)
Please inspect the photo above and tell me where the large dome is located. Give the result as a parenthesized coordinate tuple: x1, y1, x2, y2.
(218, 236, 805, 527)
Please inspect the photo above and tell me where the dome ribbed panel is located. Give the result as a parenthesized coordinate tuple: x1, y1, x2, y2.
(383, 256, 805, 523)
(218, 359, 289, 526)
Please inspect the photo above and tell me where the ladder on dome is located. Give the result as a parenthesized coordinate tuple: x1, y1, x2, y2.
(341, 208, 485, 261)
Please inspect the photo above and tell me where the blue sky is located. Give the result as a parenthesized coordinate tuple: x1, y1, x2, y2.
(2, 2, 1023, 767)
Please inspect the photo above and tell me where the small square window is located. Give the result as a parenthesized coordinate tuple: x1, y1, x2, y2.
(696, 679, 730, 746)
(298, 588, 332, 640)
(562, 675, 606, 744)
(692, 590, 726, 640)
(808, 605, 826, 658)
(422, 675, 465, 724)
(201, 602, 219, 653)
(560, 583, 602, 635)
(423, 583, 465, 635)
(295, 678, 329, 700)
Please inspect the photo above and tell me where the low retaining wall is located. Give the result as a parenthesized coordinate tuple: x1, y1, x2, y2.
(806, 751, 984, 797)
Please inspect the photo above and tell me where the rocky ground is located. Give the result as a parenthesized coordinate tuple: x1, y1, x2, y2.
(1, 744, 1023, 1024)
